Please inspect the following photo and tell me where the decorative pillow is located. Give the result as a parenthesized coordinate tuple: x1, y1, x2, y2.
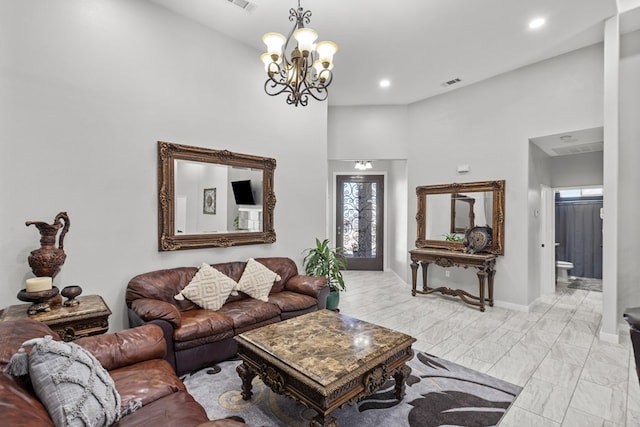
(236, 258, 281, 302)
(4, 335, 121, 427)
(175, 262, 238, 311)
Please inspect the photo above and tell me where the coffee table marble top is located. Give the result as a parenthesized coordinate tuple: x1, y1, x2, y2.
(237, 309, 415, 386)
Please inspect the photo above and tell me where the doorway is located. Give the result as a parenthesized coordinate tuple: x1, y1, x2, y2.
(335, 174, 384, 270)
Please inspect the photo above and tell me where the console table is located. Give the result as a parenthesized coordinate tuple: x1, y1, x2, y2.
(0, 295, 111, 341)
(409, 248, 497, 312)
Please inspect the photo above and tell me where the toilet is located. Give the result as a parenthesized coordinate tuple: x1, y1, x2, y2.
(556, 261, 574, 283)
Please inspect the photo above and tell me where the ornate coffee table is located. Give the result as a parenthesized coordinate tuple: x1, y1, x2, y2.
(235, 309, 416, 427)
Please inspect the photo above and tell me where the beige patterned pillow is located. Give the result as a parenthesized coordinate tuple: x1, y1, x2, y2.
(237, 258, 281, 302)
(174, 263, 237, 311)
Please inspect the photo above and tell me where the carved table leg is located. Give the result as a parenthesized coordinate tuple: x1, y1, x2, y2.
(421, 262, 429, 292)
(410, 260, 418, 296)
(393, 363, 412, 400)
(487, 268, 495, 307)
(310, 414, 338, 427)
(236, 362, 256, 400)
(476, 270, 486, 312)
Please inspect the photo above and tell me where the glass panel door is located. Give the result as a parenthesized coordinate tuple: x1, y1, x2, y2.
(336, 175, 384, 270)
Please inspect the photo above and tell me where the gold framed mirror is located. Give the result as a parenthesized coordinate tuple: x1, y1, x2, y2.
(416, 180, 505, 254)
(158, 141, 276, 250)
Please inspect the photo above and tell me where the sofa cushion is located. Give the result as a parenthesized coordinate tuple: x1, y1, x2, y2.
(268, 291, 318, 313)
(0, 319, 60, 368)
(109, 359, 185, 409)
(174, 309, 235, 343)
(217, 298, 281, 332)
(175, 263, 237, 311)
(7, 335, 120, 427)
(236, 258, 281, 302)
(74, 324, 166, 371)
(254, 257, 299, 293)
(111, 390, 209, 427)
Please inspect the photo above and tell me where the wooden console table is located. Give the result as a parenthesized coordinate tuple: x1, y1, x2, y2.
(409, 248, 497, 312)
(0, 295, 111, 341)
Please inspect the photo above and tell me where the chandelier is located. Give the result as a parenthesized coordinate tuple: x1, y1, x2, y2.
(354, 160, 373, 170)
(260, 1, 338, 107)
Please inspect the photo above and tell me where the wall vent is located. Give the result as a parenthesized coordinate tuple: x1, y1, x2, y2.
(441, 78, 461, 87)
(226, 0, 256, 12)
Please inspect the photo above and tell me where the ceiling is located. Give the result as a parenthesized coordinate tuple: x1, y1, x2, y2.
(530, 127, 604, 157)
(148, 0, 639, 106)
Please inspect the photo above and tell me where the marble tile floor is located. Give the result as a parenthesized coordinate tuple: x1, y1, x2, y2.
(339, 270, 638, 426)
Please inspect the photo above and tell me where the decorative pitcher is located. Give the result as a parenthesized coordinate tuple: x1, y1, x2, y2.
(26, 212, 70, 278)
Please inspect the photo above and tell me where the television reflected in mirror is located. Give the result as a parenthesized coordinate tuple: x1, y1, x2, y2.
(231, 180, 256, 205)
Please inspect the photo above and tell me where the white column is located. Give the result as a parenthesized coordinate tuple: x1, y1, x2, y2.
(600, 14, 620, 343)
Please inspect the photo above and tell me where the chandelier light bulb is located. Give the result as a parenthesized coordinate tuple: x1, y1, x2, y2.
(316, 41, 338, 65)
(262, 32, 286, 59)
(293, 28, 318, 54)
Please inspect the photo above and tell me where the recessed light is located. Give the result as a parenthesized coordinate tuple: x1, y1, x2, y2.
(529, 17, 546, 29)
(379, 79, 390, 88)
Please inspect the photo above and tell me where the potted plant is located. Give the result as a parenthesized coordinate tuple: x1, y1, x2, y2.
(303, 238, 347, 311)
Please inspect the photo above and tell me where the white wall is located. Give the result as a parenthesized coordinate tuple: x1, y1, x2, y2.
(0, 0, 328, 332)
(550, 151, 604, 188)
(527, 143, 552, 300)
(406, 44, 603, 308)
(327, 105, 410, 278)
(618, 29, 640, 319)
(328, 105, 409, 160)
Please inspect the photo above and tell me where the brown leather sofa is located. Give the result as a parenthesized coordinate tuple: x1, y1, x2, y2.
(126, 257, 328, 375)
(0, 319, 248, 427)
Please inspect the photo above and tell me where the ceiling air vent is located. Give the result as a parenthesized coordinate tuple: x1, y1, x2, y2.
(226, 0, 256, 12)
(551, 141, 604, 156)
(441, 78, 461, 87)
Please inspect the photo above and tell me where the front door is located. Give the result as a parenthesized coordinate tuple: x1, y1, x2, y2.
(336, 175, 384, 270)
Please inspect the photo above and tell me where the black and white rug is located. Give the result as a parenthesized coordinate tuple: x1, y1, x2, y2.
(183, 352, 521, 427)
(568, 276, 602, 292)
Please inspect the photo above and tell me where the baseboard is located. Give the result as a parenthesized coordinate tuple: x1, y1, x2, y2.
(493, 300, 529, 312)
(599, 327, 621, 344)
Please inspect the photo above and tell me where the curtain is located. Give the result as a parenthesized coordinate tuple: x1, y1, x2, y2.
(555, 196, 603, 279)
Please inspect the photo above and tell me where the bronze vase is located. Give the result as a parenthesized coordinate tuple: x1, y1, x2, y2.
(26, 212, 70, 278)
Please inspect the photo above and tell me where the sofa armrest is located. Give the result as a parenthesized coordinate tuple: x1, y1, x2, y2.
(130, 298, 182, 328)
(285, 275, 328, 298)
(74, 324, 166, 371)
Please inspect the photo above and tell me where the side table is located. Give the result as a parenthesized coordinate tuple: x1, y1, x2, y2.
(0, 295, 111, 341)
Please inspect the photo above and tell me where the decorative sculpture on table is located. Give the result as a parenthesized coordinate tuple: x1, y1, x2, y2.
(18, 212, 70, 314)
(25, 211, 70, 278)
(61, 285, 82, 307)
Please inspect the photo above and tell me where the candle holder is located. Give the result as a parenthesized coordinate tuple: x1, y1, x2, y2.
(61, 285, 82, 307)
(17, 286, 60, 315)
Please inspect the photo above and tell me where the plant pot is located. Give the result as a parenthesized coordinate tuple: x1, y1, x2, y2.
(326, 290, 340, 311)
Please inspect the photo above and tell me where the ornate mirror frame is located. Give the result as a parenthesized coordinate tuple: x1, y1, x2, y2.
(416, 180, 505, 254)
(158, 141, 276, 251)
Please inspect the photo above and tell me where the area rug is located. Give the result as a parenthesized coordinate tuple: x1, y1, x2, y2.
(182, 352, 521, 427)
(568, 276, 602, 292)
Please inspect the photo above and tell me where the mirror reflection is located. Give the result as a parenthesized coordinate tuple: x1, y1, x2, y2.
(158, 141, 276, 251)
(416, 180, 505, 254)
(174, 160, 263, 234)
(451, 194, 475, 234)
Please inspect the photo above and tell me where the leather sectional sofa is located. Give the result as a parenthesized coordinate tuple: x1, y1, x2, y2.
(0, 319, 247, 427)
(126, 257, 329, 375)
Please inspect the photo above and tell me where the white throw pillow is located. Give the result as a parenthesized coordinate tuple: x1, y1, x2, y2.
(236, 258, 281, 302)
(175, 263, 238, 311)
